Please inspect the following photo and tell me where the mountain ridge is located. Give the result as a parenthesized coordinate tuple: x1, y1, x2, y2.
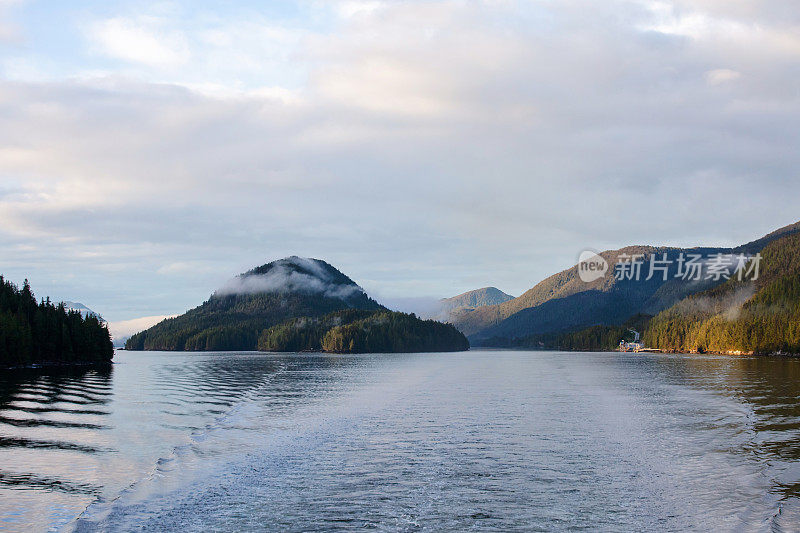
(457, 220, 800, 345)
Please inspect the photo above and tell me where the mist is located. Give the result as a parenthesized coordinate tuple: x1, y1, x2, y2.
(214, 261, 365, 300)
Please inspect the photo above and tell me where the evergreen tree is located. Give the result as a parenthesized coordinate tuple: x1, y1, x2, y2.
(0, 276, 113, 366)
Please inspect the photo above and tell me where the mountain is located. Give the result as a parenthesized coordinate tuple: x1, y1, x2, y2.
(63, 301, 101, 320)
(442, 287, 515, 309)
(426, 287, 514, 323)
(644, 231, 800, 354)
(124, 257, 468, 353)
(126, 257, 384, 351)
(458, 221, 800, 346)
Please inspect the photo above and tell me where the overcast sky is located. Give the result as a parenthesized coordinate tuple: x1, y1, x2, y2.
(1, 0, 799, 325)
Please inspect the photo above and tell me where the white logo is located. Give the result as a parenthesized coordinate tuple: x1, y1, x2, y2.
(577, 250, 608, 283)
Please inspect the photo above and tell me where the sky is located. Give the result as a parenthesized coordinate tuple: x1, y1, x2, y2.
(1, 0, 799, 332)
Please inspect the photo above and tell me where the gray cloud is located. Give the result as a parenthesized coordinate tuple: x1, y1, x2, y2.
(1, 0, 799, 321)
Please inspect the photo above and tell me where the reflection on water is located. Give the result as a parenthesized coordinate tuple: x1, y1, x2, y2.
(0, 352, 365, 532)
(0, 366, 112, 530)
(4, 351, 800, 531)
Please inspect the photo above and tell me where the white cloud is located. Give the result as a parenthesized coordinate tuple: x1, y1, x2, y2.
(89, 17, 190, 67)
(109, 314, 176, 340)
(333, 1, 386, 20)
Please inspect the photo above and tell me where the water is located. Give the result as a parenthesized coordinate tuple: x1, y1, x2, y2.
(2, 351, 800, 531)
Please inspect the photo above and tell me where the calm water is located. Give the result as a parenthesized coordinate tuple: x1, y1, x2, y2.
(3, 351, 800, 531)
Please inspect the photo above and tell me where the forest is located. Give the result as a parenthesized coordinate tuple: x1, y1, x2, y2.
(644, 232, 800, 354)
(260, 310, 470, 353)
(320, 311, 470, 353)
(494, 314, 651, 351)
(125, 290, 384, 351)
(258, 309, 377, 351)
(0, 276, 113, 366)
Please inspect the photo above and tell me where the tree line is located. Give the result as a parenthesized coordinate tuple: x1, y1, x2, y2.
(0, 276, 113, 366)
(125, 291, 381, 351)
(320, 311, 470, 353)
(259, 310, 470, 353)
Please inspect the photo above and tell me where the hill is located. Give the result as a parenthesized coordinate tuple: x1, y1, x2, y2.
(0, 277, 113, 366)
(125, 257, 384, 351)
(429, 287, 514, 322)
(644, 231, 800, 354)
(442, 287, 514, 310)
(458, 220, 800, 346)
(259, 309, 469, 353)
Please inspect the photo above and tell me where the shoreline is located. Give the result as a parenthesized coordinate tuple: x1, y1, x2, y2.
(472, 346, 800, 357)
(0, 360, 114, 372)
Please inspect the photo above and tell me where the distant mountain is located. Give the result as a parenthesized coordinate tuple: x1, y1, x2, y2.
(457, 221, 800, 346)
(63, 301, 101, 320)
(126, 257, 384, 351)
(442, 287, 514, 311)
(430, 287, 514, 322)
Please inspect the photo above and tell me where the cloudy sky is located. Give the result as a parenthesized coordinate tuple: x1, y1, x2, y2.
(1, 0, 799, 328)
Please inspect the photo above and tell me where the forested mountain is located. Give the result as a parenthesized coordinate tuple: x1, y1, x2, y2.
(259, 309, 469, 353)
(0, 277, 113, 366)
(126, 257, 384, 351)
(459, 245, 723, 344)
(459, 220, 800, 346)
(644, 231, 800, 354)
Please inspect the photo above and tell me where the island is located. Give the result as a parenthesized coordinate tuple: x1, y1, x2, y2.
(126, 257, 469, 353)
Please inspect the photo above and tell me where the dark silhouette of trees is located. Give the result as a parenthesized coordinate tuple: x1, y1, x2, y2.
(259, 310, 470, 353)
(320, 311, 470, 353)
(0, 276, 113, 366)
(125, 291, 384, 351)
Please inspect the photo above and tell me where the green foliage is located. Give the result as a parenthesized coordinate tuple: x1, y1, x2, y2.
(259, 310, 469, 353)
(0, 276, 113, 366)
(126, 291, 384, 351)
(505, 314, 652, 351)
(258, 309, 376, 351)
(126, 256, 385, 351)
(320, 311, 470, 353)
(644, 233, 800, 354)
